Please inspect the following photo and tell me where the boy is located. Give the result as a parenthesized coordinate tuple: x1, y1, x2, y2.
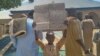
(35, 30, 67, 56)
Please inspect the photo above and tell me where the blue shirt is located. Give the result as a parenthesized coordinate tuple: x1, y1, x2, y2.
(11, 18, 42, 56)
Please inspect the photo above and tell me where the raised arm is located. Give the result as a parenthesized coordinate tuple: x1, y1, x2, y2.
(9, 20, 17, 48)
(35, 30, 44, 49)
(10, 35, 17, 48)
(14, 32, 25, 37)
(56, 29, 67, 50)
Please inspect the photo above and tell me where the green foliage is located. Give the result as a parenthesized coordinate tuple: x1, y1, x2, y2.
(0, 0, 21, 10)
(29, 0, 34, 3)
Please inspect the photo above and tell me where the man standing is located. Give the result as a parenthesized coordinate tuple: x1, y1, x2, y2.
(9, 11, 42, 56)
(65, 16, 83, 56)
(82, 15, 95, 54)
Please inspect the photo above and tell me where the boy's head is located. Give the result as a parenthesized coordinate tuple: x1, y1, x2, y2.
(46, 31, 55, 44)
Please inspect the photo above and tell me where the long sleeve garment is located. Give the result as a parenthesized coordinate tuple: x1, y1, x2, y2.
(65, 17, 83, 56)
(82, 19, 95, 49)
(9, 18, 43, 56)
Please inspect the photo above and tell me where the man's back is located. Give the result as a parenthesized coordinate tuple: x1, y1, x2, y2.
(65, 17, 83, 56)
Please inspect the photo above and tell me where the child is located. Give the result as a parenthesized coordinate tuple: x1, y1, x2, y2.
(35, 30, 67, 56)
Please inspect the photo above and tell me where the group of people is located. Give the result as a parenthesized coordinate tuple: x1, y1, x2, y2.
(9, 11, 100, 56)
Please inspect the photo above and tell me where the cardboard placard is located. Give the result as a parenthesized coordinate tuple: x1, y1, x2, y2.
(0, 25, 3, 37)
(34, 3, 67, 31)
(0, 19, 11, 37)
(9, 18, 27, 35)
(13, 18, 27, 35)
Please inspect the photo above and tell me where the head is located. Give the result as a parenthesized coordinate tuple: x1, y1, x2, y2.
(64, 19, 68, 26)
(88, 12, 98, 19)
(85, 15, 91, 19)
(76, 12, 83, 21)
(67, 8, 77, 17)
(46, 31, 55, 45)
(27, 10, 34, 19)
(68, 16, 77, 20)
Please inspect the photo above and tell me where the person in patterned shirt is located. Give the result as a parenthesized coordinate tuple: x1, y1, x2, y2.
(82, 15, 95, 54)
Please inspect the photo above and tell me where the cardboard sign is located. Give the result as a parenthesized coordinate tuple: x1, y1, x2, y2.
(9, 18, 27, 35)
(13, 18, 27, 35)
(0, 25, 3, 37)
(0, 24, 9, 37)
(0, 19, 11, 37)
(34, 3, 67, 31)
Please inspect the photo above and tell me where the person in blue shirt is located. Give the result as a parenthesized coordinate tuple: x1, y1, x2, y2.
(9, 11, 43, 56)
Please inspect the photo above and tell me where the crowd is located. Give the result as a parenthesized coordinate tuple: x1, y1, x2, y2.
(9, 10, 100, 56)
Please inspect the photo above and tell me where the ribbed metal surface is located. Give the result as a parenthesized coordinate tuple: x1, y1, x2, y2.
(11, 0, 100, 11)
(34, 0, 100, 8)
